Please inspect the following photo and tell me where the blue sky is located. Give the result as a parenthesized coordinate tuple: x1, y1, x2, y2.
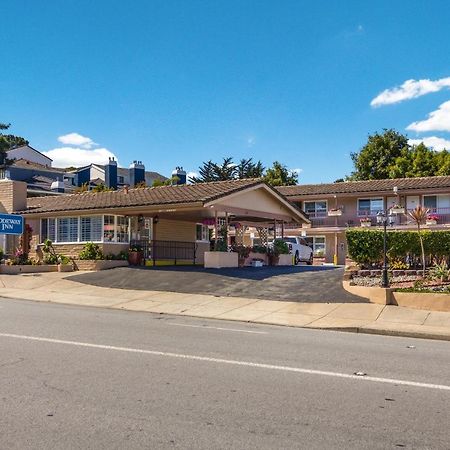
(2, 0, 450, 183)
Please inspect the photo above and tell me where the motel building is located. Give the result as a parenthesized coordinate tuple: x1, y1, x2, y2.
(0, 178, 309, 268)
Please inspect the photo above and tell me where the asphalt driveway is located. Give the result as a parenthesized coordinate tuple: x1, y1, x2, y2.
(69, 265, 367, 303)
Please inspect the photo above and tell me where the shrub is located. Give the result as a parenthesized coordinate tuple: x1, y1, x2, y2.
(272, 239, 289, 256)
(346, 229, 450, 267)
(79, 242, 104, 260)
(251, 245, 267, 254)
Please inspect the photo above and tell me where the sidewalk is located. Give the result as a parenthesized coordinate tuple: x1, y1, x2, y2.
(1, 272, 450, 341)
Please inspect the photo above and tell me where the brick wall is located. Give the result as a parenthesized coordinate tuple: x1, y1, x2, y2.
(0, 180, 27, 214)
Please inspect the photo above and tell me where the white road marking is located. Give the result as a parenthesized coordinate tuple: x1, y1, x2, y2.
(1, 332, 449, 392)
(167, 322, 268, 334)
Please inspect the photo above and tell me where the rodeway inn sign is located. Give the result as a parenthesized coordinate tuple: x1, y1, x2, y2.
(0, 213, 24, 235)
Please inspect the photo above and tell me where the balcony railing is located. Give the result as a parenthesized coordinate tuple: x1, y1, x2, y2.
(287, 207, 450, 230)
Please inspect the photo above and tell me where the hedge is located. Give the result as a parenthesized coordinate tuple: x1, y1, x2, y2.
(345, 229, 450, 266)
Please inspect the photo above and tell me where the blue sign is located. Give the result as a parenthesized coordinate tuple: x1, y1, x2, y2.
(0, 213, 24, 235)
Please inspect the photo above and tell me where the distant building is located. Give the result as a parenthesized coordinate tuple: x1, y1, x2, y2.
(1, 144, 167, 195)
(71, 159, 167, 189)
(7, 145, 53, 167)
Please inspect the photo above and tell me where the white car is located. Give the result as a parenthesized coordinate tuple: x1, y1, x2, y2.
(277, 236, 314, 265)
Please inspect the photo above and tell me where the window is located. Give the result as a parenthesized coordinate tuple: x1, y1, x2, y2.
(103, 215, 116, 242)
(57, 217, 78, 242)
(118, 176, 125, 184)
(80, 216, 102, 242)
(116, 216, 129, 243)
(424, 196, 437, 211)
(303, 201, 327, 217)
(41, 218, 56, 242)
(358, 198, 383, 216)
(196, 224, 209, 241)
(304, 236, 326, 256)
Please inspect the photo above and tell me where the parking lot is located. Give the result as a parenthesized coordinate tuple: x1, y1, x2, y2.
(69, 265, 367, 303)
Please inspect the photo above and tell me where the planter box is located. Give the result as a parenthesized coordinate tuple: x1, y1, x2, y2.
(426, 220, 437, 226)
(204, 251, 238, 269)
(74, 260, 129, 271)
(390, 208, 405, 214)
(278, 254, 294, 266)
(0, 264, 58, 274)
(58, 264, 74, 272)
(360, 222, 372, 227)
(328, 209, 343, 216)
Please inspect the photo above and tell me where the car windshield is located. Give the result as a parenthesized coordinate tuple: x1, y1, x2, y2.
(283, 237, 297, 243)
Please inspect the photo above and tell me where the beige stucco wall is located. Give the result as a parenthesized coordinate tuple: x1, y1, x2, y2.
(214, 186, 299, 221)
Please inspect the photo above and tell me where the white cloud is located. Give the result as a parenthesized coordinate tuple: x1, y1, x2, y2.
(186, 171, 199, 181)
(246, 136, 256, 147)
(406, 100, 450, 132)
(43, 147, 118, 168)
(408, 136, 450, 151)
(370, 77, 450, 107)
(58, 132, 97, 149)
(290, 168, 303, 175)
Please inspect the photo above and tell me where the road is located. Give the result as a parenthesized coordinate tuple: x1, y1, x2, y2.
(0, 298, 449, 449)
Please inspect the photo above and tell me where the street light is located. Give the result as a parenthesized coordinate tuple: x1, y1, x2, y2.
(377, 211, 395, 288)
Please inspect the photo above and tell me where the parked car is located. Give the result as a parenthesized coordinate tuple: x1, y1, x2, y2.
(269, 236, 313, 265)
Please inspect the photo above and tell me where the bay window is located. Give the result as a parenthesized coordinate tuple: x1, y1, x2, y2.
(40, 215, 129, 244)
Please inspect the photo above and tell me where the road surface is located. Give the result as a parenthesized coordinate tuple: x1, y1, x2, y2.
(0, 298, 449, 449)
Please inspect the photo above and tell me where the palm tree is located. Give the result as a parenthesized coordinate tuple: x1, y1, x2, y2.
(408, 205, 429, 277)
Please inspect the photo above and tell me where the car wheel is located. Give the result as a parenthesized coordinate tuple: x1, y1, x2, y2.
(306, 253, 313, 265)
(294, 252, 300, 265)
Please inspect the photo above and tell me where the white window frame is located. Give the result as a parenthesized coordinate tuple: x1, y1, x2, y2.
(196, 224, 210, 242)
(40, 215, 129, 244)
(357, 198, 384, 217)
(303, 200, 328, 217)
(304, 235, 326, 256)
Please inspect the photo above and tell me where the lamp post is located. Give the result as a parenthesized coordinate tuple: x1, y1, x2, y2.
(377, 211, 395, 288)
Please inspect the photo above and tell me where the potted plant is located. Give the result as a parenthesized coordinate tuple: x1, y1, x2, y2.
(390, 204, 405, 214)
(128, 244, 144, 265)
(232, 245, 251, 267)
(328, 207, 343, 216)
(426, 214, 439, 225)
(268, 239, 289, 266)
(360, 217, 372, 227)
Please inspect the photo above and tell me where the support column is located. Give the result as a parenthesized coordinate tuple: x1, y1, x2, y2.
(334, 232, 338, 266)
(281, 221, 285, 239)
(273, 220, 277, 240)
(214, 210, 218, 251)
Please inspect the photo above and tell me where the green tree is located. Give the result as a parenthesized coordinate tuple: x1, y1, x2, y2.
(349, 129, 409, 180)
(236, 158, 265, 179)
(92, 183, 113, 192)
(0, 123, 28, 166)
(263, 161, 298, 186)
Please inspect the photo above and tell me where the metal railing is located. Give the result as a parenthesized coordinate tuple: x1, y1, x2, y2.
(131, 239, 197, 265)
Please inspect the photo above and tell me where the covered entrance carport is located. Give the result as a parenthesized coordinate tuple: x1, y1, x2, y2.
(16, 178, 309, 267)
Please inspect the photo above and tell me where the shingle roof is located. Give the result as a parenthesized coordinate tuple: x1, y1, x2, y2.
(11, 158, 64, 173)
(277, 176, 450, 197)
(17, 178, 264, 215)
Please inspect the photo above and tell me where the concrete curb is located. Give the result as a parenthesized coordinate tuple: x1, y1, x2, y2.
(2, 293, 449, 342)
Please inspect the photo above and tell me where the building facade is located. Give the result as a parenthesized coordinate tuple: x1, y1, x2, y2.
(278, 176, 450, 265)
